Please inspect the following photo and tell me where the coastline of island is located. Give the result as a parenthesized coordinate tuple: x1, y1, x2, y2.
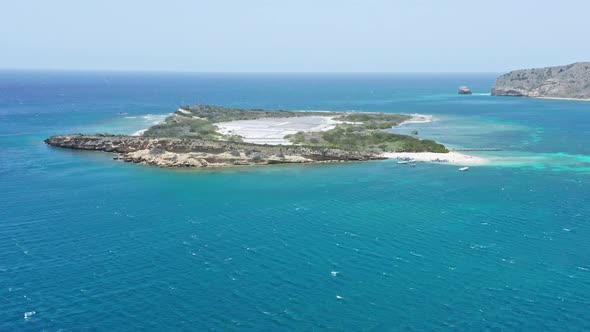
(381, 151, 487, 165)
(533, 96, 590, 102)
(45, 104, 486, 168)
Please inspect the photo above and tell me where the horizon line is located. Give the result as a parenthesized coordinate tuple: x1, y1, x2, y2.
(0, 67, 503, 75)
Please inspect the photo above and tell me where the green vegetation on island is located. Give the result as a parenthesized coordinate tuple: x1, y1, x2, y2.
(144, 104, 447, 153)
(176, 104, 335, 123)
(287, 125, 447, 153)
(143, 119, 220, 139)
(286, 112, 447, 153)
(336, 113, 412, 129)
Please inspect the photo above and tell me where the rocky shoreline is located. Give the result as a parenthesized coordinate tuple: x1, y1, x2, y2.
(44, 135, 385, 168)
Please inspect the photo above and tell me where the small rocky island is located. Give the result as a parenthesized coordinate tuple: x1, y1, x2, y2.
(458, 86, 472, 95)
(45, 104, 448, 168)
(491, 62, 590, 99)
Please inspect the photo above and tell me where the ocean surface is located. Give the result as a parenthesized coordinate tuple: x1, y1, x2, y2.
(1, 71, 589, 331)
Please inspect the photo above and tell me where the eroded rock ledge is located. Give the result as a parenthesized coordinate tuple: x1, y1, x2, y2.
(44, 135, 385, 168)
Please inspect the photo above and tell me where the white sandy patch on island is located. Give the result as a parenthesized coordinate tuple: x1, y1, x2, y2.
(216, 116, 343, 145)
(382, 151, 488, 165)
(216, 113, 434, 145)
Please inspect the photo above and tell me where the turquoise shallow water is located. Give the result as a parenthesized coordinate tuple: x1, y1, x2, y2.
(1, 71, 590, 330)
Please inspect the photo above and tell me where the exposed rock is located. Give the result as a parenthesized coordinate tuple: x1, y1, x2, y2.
(44, 135, 385, 168)
(491, 62, 590, 99)
(458, 86, 472, 95)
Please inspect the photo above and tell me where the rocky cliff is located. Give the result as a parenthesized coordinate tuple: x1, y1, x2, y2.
(44, 135, 385, 168)
(491, 62, 590, 99)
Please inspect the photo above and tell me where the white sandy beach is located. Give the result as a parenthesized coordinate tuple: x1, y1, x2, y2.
(216, 113, 433, 145)
(216, 115, 344, 144)
(381, 151, 488, 165)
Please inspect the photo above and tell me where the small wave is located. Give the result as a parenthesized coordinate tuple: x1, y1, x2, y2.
(132, 129, 147, 136)
(393, 256, 409, 263)
(24, 311, 36, 320)
(472, 93, 491, 96)
(142, 114, 170, 124)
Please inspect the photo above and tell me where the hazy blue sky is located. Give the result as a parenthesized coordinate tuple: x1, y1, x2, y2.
(2, 0, 589, 72)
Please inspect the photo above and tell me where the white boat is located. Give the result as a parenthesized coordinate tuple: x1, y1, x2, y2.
(459, 167, 469, 172)
(397, 161, 409, 164)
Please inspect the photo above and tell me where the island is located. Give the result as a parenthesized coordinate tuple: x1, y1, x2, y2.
(458, 86, 472, 95)
(45, 104, 453, 168)
(491, 62, 590, 100)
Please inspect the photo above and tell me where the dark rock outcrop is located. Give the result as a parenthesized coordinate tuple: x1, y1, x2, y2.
(44, 135, 385, 168)
(458, 86, 472, 95)
(491, 62, 590, 99)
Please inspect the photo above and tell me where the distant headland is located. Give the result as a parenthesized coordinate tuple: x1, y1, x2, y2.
(45, 104, 453, 168)
(491, 62, 590, 100)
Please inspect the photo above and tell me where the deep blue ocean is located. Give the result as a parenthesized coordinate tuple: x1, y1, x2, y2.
(1, 71, 589, 331)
